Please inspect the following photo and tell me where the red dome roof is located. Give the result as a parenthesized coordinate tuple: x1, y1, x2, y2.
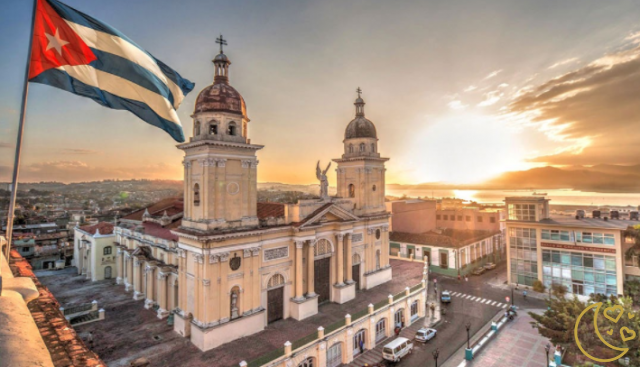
(194, 82, 247, 118)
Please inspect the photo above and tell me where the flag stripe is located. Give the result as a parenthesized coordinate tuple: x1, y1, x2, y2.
(60, 64, 180, 125)
(47, 0, 194, 97)
(88, 48, 175, 106)
(31, 68, 185, 142)
(65, 20, 185, 109)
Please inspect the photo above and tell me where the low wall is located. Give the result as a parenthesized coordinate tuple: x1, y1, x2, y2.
(243, 281, 427, 367)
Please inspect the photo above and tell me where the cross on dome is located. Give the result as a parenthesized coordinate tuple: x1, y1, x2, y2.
(356, 87, 362, 98)
(216, 34, 227, 54)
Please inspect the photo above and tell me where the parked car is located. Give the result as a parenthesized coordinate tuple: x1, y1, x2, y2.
(471, 267, 486, 276)
(382, 337, 413, 362)
(415, 328, 437, 342)
(484, 262, 497, 270)
(440, 290, 451, 303)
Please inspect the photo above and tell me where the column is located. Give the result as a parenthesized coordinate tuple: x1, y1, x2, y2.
(116, 249, 123, 284)
(346, 234, 353, 283)
(336, 234, 345, 286)
(219, 252, 230, 322)
(133, 258, 144, 300)
(216, 159, 227, 222)
(307, 240, 316, 297)
(144, 265, 156, 309)
(252, 248, 261, 311)
(125, 254, 133, 291)
(294, 241, 304, 301)
(157, 271, 169, 318)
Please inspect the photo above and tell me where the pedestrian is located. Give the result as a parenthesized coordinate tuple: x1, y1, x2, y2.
(359, 339, 364, 354)
(465, 276, 468, 282)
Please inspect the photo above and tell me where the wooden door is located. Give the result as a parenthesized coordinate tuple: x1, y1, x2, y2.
(267, 287, 284, 323)
(352, 264, 360, 291)
(315, 257, 331, 304)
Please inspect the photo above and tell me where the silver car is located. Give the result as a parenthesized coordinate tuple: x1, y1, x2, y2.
(415, 327, 437, 342)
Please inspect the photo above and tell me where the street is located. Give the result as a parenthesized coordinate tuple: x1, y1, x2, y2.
(395, 265, 547, 367)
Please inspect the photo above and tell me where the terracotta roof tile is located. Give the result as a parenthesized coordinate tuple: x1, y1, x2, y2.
(257, 202, 285, 219)
(9, 250, 106, 367)
(390, 229, 500, 249)
(142, 221, 181, 241)
(79, 222, 114, 235)
(122, 197, 183, 221)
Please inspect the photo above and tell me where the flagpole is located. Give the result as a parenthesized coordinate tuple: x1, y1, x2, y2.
(4, 0, 38, 261)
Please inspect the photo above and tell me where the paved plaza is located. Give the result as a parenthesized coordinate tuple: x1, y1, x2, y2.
(37, 259, 425, 367)
(457, 311, 552, 367)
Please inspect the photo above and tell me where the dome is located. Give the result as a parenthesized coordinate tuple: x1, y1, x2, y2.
(214, 53, 229, 62)
(345, 116, 377, 139)
(194, 82, 248, 118)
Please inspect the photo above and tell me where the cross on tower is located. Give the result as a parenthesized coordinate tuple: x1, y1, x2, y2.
(356, 87, 362, 98)
(216, 34, 227, 54)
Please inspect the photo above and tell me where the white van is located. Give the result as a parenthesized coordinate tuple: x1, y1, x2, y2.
(382, 337, 413, 362)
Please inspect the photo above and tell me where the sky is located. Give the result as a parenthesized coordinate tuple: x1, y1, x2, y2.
(2, 0, 640, 186)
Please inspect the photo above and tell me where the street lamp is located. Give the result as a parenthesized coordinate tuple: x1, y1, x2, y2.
(432, 348, 440, 367)
(511, 286, 515, 306)
(545, 343, 551, 367)
(465, 322, 471, 349)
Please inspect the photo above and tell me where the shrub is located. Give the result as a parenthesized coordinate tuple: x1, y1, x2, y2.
(532, 280, 546, 293)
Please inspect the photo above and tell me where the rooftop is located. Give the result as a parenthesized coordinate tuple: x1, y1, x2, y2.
(504, 196, 550, 203)
(9, 251, 105, 367)
(509, 214, 639, 230)
(390, 229, 500, 249)
(37, 260, 424, 367)
(78, 222, 115, 236)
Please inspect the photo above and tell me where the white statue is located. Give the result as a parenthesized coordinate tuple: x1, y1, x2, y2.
(316, 161, 331, 199)
(230, 291, 239, 319)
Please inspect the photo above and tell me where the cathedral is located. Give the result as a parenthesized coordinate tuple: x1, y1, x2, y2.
(111, 42, 392, 351)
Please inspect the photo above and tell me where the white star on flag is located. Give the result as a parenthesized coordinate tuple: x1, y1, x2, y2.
(45, 28, 69, 55)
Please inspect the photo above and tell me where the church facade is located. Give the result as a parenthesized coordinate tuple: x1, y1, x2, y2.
(111, 45, 392, 352)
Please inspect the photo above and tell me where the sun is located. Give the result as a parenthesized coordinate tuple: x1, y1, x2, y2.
(406, 112, 530, 184)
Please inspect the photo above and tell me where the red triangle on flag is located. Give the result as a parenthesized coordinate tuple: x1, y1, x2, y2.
(29, 0, 97, 79)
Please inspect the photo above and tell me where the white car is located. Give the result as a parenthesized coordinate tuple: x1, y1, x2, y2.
(415, 327, 437, 342)
(382, 337, 413, 362)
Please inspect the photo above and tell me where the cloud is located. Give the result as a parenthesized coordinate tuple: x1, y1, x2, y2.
(477, 90, 503, 107)
(484, 70, 502, 80)
(548, 57, 579, 69)
(59, 148, 99, 155)
(507, 44, 640, 165)
(447, 100, 468, 110)
(463, 85, 477, 92)
(498, 83, 509, 88)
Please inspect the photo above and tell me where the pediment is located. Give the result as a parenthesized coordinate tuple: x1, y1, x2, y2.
(298, 203, 359, 229)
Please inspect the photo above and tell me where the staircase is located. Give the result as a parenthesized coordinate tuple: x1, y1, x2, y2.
(69, 310, 101, 326)
(345, 318, 425, 367)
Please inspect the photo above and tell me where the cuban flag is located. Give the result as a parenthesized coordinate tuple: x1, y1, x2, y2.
(28, 0, 194, 142)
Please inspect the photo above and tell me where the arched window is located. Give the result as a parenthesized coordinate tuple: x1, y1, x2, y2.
(268, 273, 285, 288)
(376, 250, 381, 270)
(359, 143, 365, 152)
(297, 358, 315, 367)
(348, 184, 355, 198)
(193, 183, 200, 206)
(227, 122, 237, 136)
(349, 144, 354, 153)
(371, 143, 375, 153)
(209, 123, 218, 135)
(194, 121, 201, 136)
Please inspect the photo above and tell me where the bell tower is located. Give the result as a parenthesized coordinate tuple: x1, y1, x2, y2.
(178, 36, 263, 232)
(334, 89, 388, 216)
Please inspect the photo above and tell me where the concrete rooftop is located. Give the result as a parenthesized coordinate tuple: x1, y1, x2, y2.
(37, 259, 425, 367)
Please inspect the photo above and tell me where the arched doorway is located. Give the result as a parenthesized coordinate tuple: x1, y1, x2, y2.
(353, 329, 367, 356)
(352, 253, 361, 291)
(267, 274, 285, 323)
(297, 357, 315, 367)
(314, 239, 332, 304)
(104, 266, 112, 279)
(173, 280, 179, 310)
(394, 308, 405, 328)
(375, 318, 387, 343)
(326, 342, 342, 367)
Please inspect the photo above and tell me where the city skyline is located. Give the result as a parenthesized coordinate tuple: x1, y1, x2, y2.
(2, 0, 640, 185)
